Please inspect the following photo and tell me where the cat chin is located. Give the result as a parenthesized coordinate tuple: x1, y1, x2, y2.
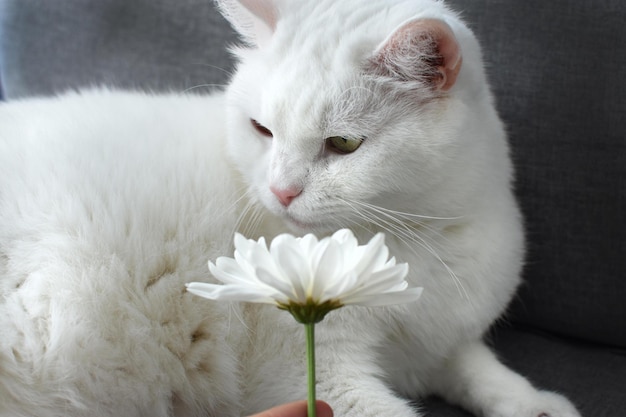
(282, 214, 321, 233)
(279, 212, 340, 236)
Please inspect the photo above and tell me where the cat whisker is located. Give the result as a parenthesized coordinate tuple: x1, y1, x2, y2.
(183, 63, 235, 93)
(341, 198, 470, 301)
(331, 209, 373, 235)
(189, 62, 235, 78)
(242, 204, 264, 238)
(344, 200, 426, 255)
(348, 199, 464, 250)
(232, 189, 262, 238)
(344, 199, 441, 253)
(340, 199, 420, 254)
(355, 201, 463, 222)
(352, 200, 458, 248)
(182, 83, 229, 93)
(226, 302, 254, 340)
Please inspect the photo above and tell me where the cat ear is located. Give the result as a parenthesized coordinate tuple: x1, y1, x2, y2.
(215, 0, 277, 47)
(370, 18, 462, 91)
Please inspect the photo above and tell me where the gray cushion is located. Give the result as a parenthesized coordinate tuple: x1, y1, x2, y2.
(422, 325, 626, 416)
(0, 0, 238, 97)
(489, 326, 626, 416)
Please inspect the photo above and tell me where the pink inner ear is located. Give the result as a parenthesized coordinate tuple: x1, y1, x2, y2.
(238, 0, 277, 31)
(375, 18, 463, 91)
(423, 19, 462, 91)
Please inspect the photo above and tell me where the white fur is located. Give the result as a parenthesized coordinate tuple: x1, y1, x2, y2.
(0, 1, 580, 416)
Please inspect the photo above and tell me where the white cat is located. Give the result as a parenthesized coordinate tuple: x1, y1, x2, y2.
(0, 0, 581, 416)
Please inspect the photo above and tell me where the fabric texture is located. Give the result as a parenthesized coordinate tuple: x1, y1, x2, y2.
(423, 325, 626, 416)
(487, 325, 626, 417)
(0, 0, 237, 97)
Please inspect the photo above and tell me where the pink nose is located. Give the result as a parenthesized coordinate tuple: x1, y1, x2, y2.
(270, 185, 302, 207)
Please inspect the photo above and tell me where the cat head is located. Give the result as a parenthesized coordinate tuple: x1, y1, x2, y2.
(219, 0, 502, 234)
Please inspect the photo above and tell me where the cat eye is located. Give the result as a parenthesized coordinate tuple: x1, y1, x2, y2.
(325, 136, 363, 154)
(250, 119, 273, 138)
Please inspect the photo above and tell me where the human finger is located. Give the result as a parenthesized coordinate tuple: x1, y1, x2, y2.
(248, 400, 333, 417)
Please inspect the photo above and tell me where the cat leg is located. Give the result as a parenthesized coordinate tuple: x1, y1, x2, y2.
(430, 341, 581, 417)
(315, 347, 423, 417)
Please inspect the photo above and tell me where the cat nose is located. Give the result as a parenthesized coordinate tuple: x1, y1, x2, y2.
(270, 185, 302, 207)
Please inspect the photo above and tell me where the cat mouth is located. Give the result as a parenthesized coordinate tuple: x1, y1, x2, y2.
(267, 196, 340, 232)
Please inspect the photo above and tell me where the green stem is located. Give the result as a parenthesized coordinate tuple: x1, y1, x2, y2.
(305, 322, 316, 417)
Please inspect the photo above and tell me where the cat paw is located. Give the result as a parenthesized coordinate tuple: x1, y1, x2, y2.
(487, 390, 581, 417)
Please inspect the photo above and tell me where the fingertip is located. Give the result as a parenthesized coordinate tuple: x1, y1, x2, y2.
(316, 400, 333, 417)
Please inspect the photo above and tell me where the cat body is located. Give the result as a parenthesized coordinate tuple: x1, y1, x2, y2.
(0, 1, 580, 416)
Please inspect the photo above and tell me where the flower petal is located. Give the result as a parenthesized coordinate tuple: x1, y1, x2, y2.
(352, 233, 388, 277)
(331, 228, 357, 245)
(320, 271, 359, 302)
(209, 258, 254, 285)
(297, 233, 319, 256)
(311, 237, 343, 300)
(273, 239, 309, 301)
(269, 233, 297, 251)
(185, 282, 280, 304)
(234, 233, 260, 257)
(348, 263, 410, 296)
(195, 229, 423, 315)
(246, 244, 283, 282)
(255, 266, 298, 301)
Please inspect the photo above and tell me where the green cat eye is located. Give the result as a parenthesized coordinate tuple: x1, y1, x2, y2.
(326, 136, 363, 154)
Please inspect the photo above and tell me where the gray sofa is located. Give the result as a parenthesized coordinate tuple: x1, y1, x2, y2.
(1, 1, 625, 416)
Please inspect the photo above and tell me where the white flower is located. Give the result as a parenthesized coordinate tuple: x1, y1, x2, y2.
(186, 229, 422, 322)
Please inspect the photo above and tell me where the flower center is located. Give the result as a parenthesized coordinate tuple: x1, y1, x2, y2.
(277, 298, 344, 324)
